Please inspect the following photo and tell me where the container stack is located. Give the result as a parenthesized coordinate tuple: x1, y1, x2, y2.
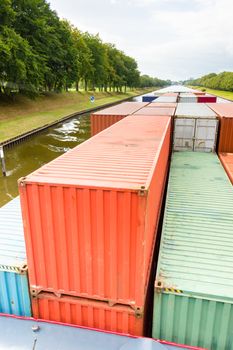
(19, 115, 172, 335)
(152, 152, 233, 350)
(0, 197, 31, 316)
(154, 96, 178, 103)
(207, 103, 233, 184)
(197, 94, 217, 103)
(90, 102, 148, 136)
(173, 103, 218, 152)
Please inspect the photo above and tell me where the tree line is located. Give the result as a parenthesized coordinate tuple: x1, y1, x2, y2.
(0, 0, 168, 97)
(185, 72, 233, 91)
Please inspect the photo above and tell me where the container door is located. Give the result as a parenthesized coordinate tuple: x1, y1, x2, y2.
(173, 118, 195, 151)
(194, 119, 218, 152)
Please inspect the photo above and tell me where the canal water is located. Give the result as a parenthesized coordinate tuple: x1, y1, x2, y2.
(0, 114, 90, 207)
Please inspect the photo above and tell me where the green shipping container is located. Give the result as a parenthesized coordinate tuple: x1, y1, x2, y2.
(153, 152, 233, 350)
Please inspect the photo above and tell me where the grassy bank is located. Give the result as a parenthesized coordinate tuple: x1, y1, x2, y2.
(0, 89, 150, 143)
(188, 86, 233, 101)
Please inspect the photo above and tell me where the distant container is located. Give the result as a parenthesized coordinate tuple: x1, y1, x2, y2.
(219, 153, 233, 184)
(0, 197, 31, 316)
(133, 107, 176, 116)
(192, 91, 206, 95)
(152, 152, 233, 350)
(179, 93, 197, 103)
(148, 103, 177, 108)
(207, 103, 233, 153)
(174, 103, 218, 152)
(163, 93, 179, 98)
(32, 292, 144, 336)
(90, 102, 148, 136)
(197, 95, 217, 103)
(142, 95, 157, 102)
(154, 96, 177, 103)
(19, 115, 171, 309)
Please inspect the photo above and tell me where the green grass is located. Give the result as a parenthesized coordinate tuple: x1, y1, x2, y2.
(188, 86, 233, 101)
(0, 89, 150, 143)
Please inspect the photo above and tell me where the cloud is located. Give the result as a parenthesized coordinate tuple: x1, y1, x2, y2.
(48, 0, 233, 80)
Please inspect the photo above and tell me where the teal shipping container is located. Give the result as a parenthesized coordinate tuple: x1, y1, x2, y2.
(153, 152, 233, 350)
(0, 197, 31, 316)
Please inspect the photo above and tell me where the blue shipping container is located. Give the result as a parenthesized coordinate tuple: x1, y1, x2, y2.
(142, 95, 157, 102)
(0, 198, 31, 316)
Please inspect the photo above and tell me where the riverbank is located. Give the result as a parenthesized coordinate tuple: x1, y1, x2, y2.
(0, 89, 150, 143)
(188, 86, 233, 101)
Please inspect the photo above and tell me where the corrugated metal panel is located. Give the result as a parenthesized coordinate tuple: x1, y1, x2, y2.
(219, 153, 233, 184)
(153, 152, 233, 350)
(207, 103, 233, 153)
(148, 103, 177, 108)
(91, 115, 125, 136)
(133, 107, 176, 116)
(32, 293, 144, 336)
(90, 102, 148, 136)
(19, 115, 171, 307)
(175, 103, 217, 118)
(0, 197, 31, 316)
(153, 293, 233, 350)
(0, 315, 206, 350)
(155, 96, 177, 103)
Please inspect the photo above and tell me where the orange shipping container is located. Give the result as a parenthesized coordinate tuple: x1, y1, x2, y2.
(133, 107, 176, 116)
(19, 115, 171, 309)
(207, 103, 233, 152)
(219, 153, 233, 184)
(32, 292, 143, 336)
(91, 102, 148, 136)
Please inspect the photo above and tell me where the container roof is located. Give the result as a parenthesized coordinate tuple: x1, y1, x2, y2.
(175, 103, 217, 118)
(156, 152, 233, 300)
(92, 102, 148, 116)
(148, 103, 177, 108)
(207, 103, 233, 118)
(0, 315, 200, 350)
(0, 197, 25, 269)
(155, 96, 177, 103)
(22, 115, 171, 190)
(133, 107, 176, 116)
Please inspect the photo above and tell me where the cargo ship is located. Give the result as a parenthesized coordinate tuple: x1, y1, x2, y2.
(1, 86, 233, 349)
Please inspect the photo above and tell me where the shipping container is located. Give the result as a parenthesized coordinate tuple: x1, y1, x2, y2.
(0, 314, 207, 350)
(148, 103, 177, 108)
(154, 96, 177, 103)
(133, 107, 176, 116)
(192, 92, 206, 96)
(32, 292, 144, 336)
(19, 115, 171, 308)
(0, 197, 31, 316)
(179, 93, 197, 103)
(163, 93, 179, 98)
(90, 102, 148, 136)
(174, 103, 218, 152)
(207, 103, 233, 152)
(219, 152, 233, 184)
(197, 95, 216, 103)
(142, 95, 157, 102)
(153, 152, 233, 350)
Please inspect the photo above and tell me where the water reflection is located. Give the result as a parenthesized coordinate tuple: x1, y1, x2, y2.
(0, 114, 90, 207)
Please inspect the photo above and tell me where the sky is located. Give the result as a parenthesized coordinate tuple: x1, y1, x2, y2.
(48, 0, 233, 81)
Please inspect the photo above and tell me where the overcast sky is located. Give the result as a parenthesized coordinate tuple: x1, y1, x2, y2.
(48, 0, 233, 80)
